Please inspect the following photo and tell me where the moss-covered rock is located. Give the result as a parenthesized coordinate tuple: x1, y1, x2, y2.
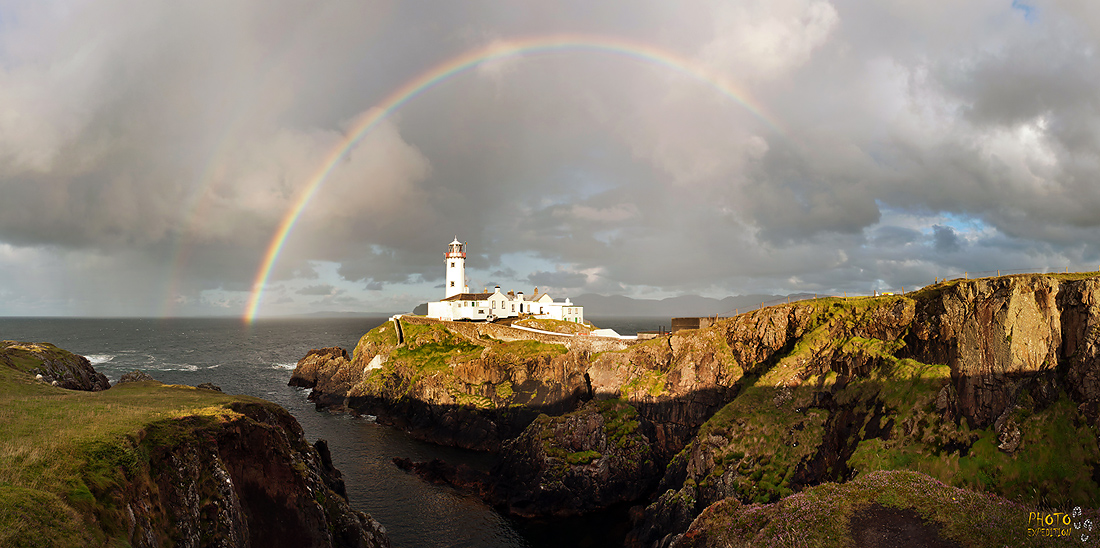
(0, 350, 389, 548)
(488, 399, 660, 517)
(1, 341, 109, 391)
(672, 470, 1099, 548)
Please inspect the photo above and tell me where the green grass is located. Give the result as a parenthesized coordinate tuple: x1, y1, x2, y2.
(513, 318, 594, 334)
(0, 365, 273, 545)
(597, 399, 642, 450)
(1, 342, 71, 373)
(691, 380, 828, 503)
(488, 340, 568, 363)
(566, 450, 602, 465)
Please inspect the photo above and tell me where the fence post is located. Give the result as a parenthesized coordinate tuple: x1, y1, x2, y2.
(965, 272, 968, 279)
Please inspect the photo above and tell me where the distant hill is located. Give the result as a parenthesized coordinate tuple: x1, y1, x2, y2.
(572, 293, 816, 318)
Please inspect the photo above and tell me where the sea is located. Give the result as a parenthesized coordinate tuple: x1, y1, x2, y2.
(0, 315, 663, 548)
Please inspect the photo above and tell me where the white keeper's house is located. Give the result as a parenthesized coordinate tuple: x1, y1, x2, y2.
(425, 237, 584, 323)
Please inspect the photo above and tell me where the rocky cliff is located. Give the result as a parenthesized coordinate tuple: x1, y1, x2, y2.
(631, 274, 1100, 547)
(290, 318, 602, 451)
(1, 346, 389, 548)
(293, 273, 1100, 545)
(1, 340, 110, 391)
(395, 399, 661, 518)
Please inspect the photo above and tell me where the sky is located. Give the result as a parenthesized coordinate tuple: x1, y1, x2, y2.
(0, 0, 1098, 318)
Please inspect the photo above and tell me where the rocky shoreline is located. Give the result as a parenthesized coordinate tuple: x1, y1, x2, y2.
(291, 273, 1100, 547)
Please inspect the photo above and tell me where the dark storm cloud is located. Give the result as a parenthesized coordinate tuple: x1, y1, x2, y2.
(932, 225, 961, 253)
(1, 0, 1099, 316)
(297, 284, 337, 296)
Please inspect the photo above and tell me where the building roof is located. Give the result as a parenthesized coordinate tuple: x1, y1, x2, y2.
(440, 292, 492, 302)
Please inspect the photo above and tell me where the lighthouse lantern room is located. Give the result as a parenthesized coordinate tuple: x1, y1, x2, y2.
(444, 237, 467, 298)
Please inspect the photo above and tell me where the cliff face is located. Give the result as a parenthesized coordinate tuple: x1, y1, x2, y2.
(1, 341, 110, 391)
(101, 399, 390, 548)
(488, 399, 660, 517)
(290, 319, 595, 451)
(0, 347, 389, 548)
(631, 275, 1100, 547)
(292, 273, 1100, 544)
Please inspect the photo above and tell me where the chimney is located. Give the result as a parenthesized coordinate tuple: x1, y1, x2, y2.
(533, 287, 539, 298)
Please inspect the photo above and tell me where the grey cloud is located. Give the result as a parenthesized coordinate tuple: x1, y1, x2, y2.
(297, 284, 337, 296)
(528, 270, 588, 289)
(932, 225, 961, 253)
(490, 268, 518, 279)
(2, 1, 1100, 316)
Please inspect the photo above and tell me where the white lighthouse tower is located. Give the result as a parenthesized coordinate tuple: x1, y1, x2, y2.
(444, 237, 467, 298)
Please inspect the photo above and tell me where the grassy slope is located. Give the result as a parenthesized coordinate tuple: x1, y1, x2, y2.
(513, 317, 594, 335)
(0, 365, 273, 547)
(678, 469, 1098, 548)
(354, 320, 567, 407)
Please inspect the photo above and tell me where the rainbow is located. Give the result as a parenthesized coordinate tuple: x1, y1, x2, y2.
(243, 33, 785, 322)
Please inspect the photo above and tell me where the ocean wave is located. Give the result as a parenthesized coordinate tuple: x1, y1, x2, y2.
(85, 354, 115, 365)
(149, 363, 200, 372)
(270, 362, 297, 370)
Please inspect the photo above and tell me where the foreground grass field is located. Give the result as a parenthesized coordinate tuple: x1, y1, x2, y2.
(0, 365, 268, 547)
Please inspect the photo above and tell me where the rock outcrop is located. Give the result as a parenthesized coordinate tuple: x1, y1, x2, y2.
(108, 400, 391, 548)
(489, 399, 660, 516)
(1, 341, 110, 391)
(393, 399, 660, 517)
(630, 275, 1100, 547)
(118, 370, 158, 384)
(1, 345, 390, 548)
(668, 469, 1099, 548)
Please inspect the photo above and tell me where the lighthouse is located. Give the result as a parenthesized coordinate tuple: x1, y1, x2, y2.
(444, 237, 467, 298)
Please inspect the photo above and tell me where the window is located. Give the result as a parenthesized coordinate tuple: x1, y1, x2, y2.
(511, 304, 515, 312)
(451, 262, 455, 267)
(450, 281, 455, 287)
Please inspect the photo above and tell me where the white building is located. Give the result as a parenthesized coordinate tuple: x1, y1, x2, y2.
(425, 238, 584, 323)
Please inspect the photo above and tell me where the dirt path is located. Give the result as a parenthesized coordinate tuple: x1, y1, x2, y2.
(849, 503, 963, 548)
